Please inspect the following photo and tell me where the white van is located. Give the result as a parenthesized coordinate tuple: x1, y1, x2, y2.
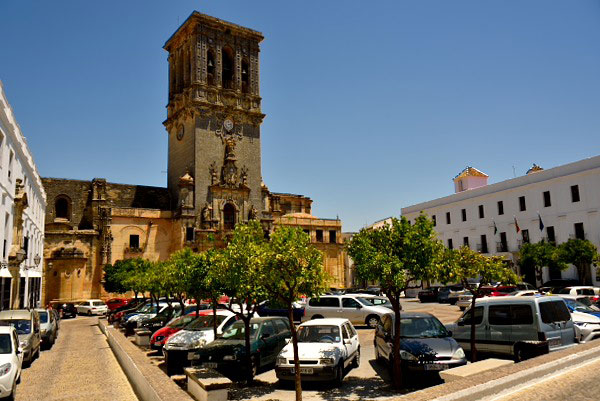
(302, 295, 391, 328)
(448, 296, 576, 361)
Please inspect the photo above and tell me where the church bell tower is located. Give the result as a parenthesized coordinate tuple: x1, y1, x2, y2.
(163, 12, 266, 240)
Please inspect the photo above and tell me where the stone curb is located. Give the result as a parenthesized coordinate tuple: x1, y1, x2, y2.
(98, 319, 193, 401)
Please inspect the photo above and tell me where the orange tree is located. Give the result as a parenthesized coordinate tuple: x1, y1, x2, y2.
(347, 214, 443, 389)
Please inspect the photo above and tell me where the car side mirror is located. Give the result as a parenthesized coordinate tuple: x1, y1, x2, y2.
(457, 319, 464, 327)
(261, 333, 271, 340)
(447, 330, 453, 337)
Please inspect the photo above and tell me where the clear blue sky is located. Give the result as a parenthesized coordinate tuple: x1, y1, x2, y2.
(2, 1, 600, 232)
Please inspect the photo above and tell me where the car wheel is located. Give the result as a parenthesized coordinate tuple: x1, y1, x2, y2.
(366, 315, 380, 329)
(251, 355, 259, 377)
(352, 347, 360, 368)
(335, 362, 344, 386)
(514, 344, 527, 362)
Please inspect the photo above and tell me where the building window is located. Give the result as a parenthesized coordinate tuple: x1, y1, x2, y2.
(316, 230, 323, 242)
(448, 238, 453, 249)
(463, 237, 469, 248)
(55, 197, 70, 220)
(432, 215, 436, 227)
(18, 277, 25, 309)
(478, 205, 484, 219)
(497, 201, 504, 215)
(207, 49, 216, 86)
(546, 226, 556, 243)
(543, 191, 551, 207)
(23, 236, 28, 260)
(329, 230, 337, 244)
(571, 185, 580, 203)
(222, 46, 234, 89)
(1, 278, 11, 311)
(499, 232, 508, 252)
(186, 227, 195, 242)
(522, 229, 530, 244)
(519, 196, 526, 212)
(2, 240, 5, 259)
(461, 209, 467, 222)
(574, 223, 585, 240)
(303, 229, 310, 237)
(129, 235, 140, 249)
(446, 212, 451, 225)
(241, 58, 249, 93)
(223, 203, 235, 230)
(7, 151, 13, 181)
(479, 235, 488, 253)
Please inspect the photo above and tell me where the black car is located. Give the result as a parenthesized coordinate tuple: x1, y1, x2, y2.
(257, 300, 304, 322)
(190, 317, 291, 379)
(539, 279, 581, 294)
(139, 305, 197, 334)
(437, 285, 463, 303)
(50, 302, 77, 319)
(418, 287, 441, 303)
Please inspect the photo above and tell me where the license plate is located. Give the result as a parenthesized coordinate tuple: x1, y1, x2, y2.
(548, 338, 561, 347)
(188, 352, 200, 361)
(424, 363, 448, 371)
(202, 362, 218, 368)
(291, 368, 313, 374)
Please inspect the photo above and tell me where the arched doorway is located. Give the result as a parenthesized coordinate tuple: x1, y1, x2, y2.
(223, 203, 235, 230)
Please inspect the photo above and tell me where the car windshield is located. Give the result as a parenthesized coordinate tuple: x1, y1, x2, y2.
(297, 325, 341, 343)
(185, 315, 228, 331)
(356, 297, 374, 306)
(0, 334, 11, 354)
(222, 322, 259, 340)
(575, 298, 600, 310)
(566, 299, 596, 313)
(2, 319, 31, 335)
(39, 311, 48, 323)
(171, 315, 198, 329)
(93, 301, 105, 306)
(137, 304, 153, 313)
(399, 317, 449, 338)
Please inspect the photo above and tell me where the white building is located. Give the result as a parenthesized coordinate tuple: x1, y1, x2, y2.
(0, 81, 46, 309)
(402, 156, 600, 286)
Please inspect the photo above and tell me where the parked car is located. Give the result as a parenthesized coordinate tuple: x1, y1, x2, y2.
(302, 295, 391, 328)
(105, 298, 133, 312)
(50, 302, 78, 319)
(123, 303, 170, 335)
(555, 287, 600, 303)
(139, 305, 197, 334)
(36, 309, 58, 349)
(150, 312, 205, 350)
(448, 296, 577, 361)
(110, 300, 149, 323)
(374, 312, 467, 374)
(164, 311, 237, 375)
(257, 300, 304, 322)
(76, 299, 108, 316)
(0, 326, 22, 400)
(276, 318, 360, 384)
(447, 288, 468, 305)
(456, 292, 475, 311)
(418, 287, 441, 303)
(539, 279, 581, 294)
(438, 285, 464, 304)
(509, 290, 540, 297)
(556, 295, 600, 316)
(0, 310, 41, 367)
(120, 302, 165, 325)
(50, 309, 60, 330)
(190, 316, 291, 379)
(557, 297, 600, 343)
(361, 295, 394, 310)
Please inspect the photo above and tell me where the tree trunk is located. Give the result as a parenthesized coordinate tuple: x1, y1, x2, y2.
(469, 291, 478, 362)
(243, 315, 254, 385)
(212, 298, 218, 339)
(288, 306, 302, 401)
(392, 296, 403, 389)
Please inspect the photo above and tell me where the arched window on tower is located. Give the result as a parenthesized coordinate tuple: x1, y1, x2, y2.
(207, 49, 215, 86)
(241, 58, 249, 94)
(222, 47, 234, 89)
(223, 203, 235, 230)
(55, 197, 71, 220)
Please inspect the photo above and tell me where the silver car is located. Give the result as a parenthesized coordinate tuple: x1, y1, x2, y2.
(0, 310, 41, 366)
(302, 295, 391, 328)
(36, 309, 58, 349)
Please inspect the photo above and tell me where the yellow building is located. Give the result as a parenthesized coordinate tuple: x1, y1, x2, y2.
(42, 12, 347, 304)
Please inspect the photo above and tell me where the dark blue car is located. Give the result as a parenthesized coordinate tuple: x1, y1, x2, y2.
(561, 297, 600, 318)
(257, 300, 304, 322)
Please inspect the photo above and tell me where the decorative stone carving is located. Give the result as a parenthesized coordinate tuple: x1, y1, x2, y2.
(248, 205, 257, 221)
(240, 166, 248, 186)
(201, 203, 213, 229)
(209, 162, 218, 185)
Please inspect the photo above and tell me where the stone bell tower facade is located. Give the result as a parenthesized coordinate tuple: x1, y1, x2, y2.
(163, 13, 268, 242)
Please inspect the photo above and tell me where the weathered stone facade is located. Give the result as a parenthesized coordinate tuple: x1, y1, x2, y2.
(42, 12, 346, 304)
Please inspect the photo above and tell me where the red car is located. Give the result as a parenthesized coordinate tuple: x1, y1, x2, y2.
(480, 285, 517, 297)
(150, 310, 210, 350)
(106, 298, 133, 311)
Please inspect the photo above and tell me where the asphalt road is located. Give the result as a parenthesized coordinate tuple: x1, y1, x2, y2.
(16, 316, 137, 401)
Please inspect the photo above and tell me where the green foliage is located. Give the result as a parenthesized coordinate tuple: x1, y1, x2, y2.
(347, 214, 443, 297)
(518, 241, 566, 285)
(558, 239, 600, 285)
(440, 246, 520, 287)
(102, 262, 128, 294)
